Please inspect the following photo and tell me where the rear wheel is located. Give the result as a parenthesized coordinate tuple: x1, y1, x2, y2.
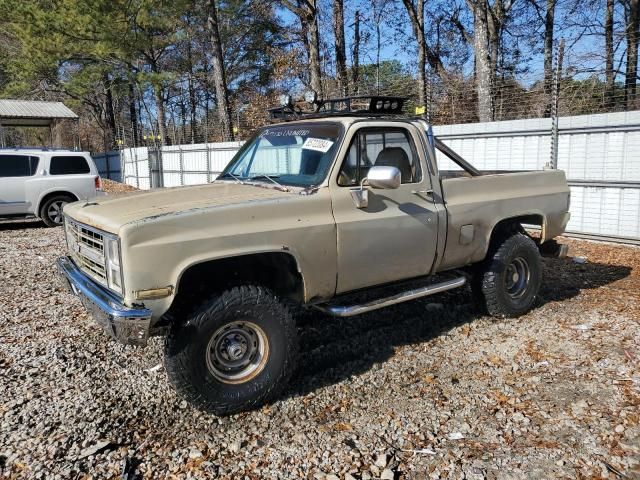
(473, 233, 542, 318)
(164, 285, 297, 415)
(40, 195, 73, 227)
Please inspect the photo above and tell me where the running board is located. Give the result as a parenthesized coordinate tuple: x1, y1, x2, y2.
(313, 276, 466, 317)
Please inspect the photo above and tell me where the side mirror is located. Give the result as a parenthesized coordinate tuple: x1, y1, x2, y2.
(349, 165, 402, 209)
(367, 166, 401, 190)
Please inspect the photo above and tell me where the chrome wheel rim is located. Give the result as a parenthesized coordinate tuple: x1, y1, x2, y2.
(47, 201, 67, 225)
(504, 257, 530, 299)
(206, 321, 269, 384)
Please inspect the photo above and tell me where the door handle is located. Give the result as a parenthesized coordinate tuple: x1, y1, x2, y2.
(412, 189, 434, 196)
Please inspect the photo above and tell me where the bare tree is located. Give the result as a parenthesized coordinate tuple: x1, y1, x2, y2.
(103, 75, 117, 151)
(401, 0, 444, 108)
(333, 0, 348, 94)
(282, 0, 323, 96)
(207, 0, 233, 140)
(128, 81, 139, 147)
(371, 0, 391, 95)
(352, 10, 361, 93)
(624, 0, 639, 108)
(543, 0, 556, 116)
(605, 0, 615, 106)
(526, 0, 556, 116)
(467, 0, 494, 121)
(462, 0, 514, 122)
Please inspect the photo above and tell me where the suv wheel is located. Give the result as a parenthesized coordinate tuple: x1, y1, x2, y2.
(41, 195, 73, 227)
(164, 285, 297, 415)
(473, 232, 542, 318)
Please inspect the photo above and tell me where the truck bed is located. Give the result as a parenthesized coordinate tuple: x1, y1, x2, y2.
(436, 170, 571, 271)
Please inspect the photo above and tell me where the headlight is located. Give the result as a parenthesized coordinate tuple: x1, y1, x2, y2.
(105, 235, 123, 294)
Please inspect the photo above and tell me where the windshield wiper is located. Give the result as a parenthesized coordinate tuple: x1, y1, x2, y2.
(249, 175, 290, 192)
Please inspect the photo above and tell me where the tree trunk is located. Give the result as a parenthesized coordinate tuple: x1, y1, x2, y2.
(128, 81, 139, 147)
(472, 1, 493, 122)
(202, 46, 211, 142)
(307, 0, 323, 96)
(188, 74, 197, 143)
(179, 97, 188, 144)
(352, 10, 360, 94)
(154, 86, 168, 146)
(333, 0, 348, 95)
(416, 37, 427, 107)
(625, 0, 639, 109)
(376, 21, 382, 94)
(605, 0, 615, 107)
(186, 41, 198, 143)
(207, 0, 234, 141)
(402, 0, 427, 107)
(543, 0, 555, 117)
(103, 75, 117, 150)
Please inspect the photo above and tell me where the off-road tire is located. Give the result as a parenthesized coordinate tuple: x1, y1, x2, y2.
(474, 233, 542, 318)
(164, 285, 297, 415)
(40, 195, 74, 227)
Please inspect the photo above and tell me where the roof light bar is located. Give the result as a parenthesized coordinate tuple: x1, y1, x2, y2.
(268, 95, 408, 122)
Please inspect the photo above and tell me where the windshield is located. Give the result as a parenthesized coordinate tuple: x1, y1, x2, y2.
(219, 123, 342, 187)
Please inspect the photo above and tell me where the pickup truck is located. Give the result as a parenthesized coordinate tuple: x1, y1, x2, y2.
(57, 97, 571, 415)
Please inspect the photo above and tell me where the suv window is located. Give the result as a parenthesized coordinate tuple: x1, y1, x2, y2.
(338, 129, 421, 186)
(50, 156, 90, 175)
(0, 155, 40, 177)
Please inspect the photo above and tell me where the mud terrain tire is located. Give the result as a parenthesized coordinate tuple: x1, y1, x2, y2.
(164, 285, 297, 415)
(474, 233, 542, 318)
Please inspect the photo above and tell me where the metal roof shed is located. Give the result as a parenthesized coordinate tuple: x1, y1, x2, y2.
(0, 99, 79, 147)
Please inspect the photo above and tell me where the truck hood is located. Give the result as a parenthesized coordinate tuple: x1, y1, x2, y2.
(63, 182, 292, 233)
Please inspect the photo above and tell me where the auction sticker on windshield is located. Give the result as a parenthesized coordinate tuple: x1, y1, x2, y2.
(302, 137, 334, 153)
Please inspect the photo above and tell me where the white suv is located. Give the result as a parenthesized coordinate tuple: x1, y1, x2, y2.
(0, 149, 103, 227)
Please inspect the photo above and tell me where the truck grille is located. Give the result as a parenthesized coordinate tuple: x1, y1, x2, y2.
(65, 218, 107, 285)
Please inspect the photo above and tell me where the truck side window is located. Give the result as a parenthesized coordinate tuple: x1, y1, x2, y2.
(338, 129, 421, 186)
(0, 155, 39, 177)
(50, 156, 90, 175)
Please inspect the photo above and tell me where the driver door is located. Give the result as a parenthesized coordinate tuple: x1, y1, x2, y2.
(329, 124, 440, 293)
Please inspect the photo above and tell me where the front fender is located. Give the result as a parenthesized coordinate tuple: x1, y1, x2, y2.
(118, 190, 337, 319)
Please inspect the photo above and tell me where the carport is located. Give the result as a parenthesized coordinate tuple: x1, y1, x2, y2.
(0, 99, 78, 148)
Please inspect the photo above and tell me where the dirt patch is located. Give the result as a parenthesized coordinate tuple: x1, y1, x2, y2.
(101, 178, 138, 194)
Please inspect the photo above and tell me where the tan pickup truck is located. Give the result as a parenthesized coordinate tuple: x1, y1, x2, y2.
(57, 97, 570, 414)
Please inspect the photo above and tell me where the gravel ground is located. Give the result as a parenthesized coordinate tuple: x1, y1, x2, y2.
(1, 218, 639, 479)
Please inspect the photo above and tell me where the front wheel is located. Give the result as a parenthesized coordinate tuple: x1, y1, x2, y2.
(473, 232, 542, 318)
(164, 285, 297, 415)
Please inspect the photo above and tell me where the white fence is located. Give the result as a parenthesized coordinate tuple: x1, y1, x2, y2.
(435, 111, 640, 243)
(118, 111, 640, 244)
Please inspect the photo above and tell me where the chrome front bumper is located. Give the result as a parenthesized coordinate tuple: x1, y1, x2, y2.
(56, 256, 152, 346)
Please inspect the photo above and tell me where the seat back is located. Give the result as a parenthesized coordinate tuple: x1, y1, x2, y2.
(374, 147, 412, 183)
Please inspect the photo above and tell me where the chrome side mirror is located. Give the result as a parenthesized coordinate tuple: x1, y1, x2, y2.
(349, 166, 402, 209)
(367, 166, 401, 190)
